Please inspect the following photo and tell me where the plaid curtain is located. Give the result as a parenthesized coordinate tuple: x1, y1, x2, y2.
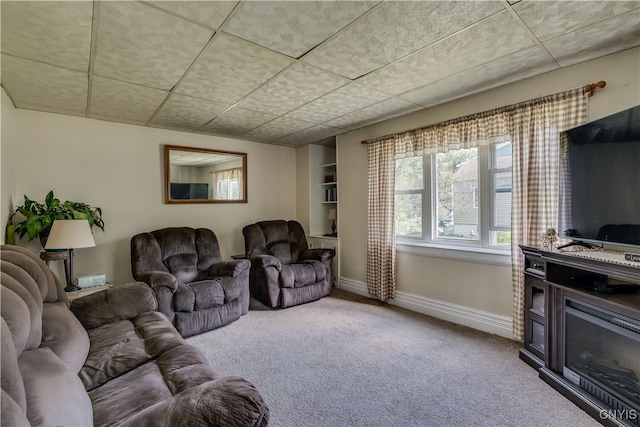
(510, 88, 588, 340)
(366, 111, 510, 301)
(367, 139, 397, 300)
(365, 88, 588, 337)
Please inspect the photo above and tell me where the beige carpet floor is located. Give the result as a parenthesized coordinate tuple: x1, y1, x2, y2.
(187, 289, 600, 427)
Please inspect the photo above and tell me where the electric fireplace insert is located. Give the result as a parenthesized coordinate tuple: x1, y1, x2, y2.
(564, 297, 640, 425)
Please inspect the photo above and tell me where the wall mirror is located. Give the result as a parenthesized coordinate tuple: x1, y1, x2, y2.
(164, 144, 247, 204)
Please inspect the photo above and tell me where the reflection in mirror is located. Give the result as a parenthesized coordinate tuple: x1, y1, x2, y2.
(164, 145, 247, 203)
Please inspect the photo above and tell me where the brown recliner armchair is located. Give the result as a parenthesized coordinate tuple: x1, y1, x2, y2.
(131, 227, 250, 337)
(242, 220, 335, 308)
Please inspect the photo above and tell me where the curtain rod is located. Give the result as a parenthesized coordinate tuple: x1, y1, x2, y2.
(361, 81, 606, 145)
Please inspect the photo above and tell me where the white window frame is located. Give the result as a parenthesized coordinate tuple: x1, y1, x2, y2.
(395, 144, 512, 266)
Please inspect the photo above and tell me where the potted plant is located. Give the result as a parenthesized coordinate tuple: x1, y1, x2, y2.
(5, 190, 104, 247)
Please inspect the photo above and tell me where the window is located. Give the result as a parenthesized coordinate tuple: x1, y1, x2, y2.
(212, 168, 242, 200)
(394, 141, 512, 249)
(216, 177, 239, 200)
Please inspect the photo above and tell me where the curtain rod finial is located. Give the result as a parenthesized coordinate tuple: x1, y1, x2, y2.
(585, 80, 606, 97)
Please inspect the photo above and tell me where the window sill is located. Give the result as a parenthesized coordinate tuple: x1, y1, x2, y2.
(395, 241, 512, 266)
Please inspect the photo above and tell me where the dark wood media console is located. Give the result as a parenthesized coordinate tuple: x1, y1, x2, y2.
(520, 246, 640, 427)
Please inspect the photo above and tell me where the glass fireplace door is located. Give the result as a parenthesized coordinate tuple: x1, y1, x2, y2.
(563, 298, 640, 418)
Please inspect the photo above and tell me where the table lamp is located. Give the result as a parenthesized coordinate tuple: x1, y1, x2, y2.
(328, 208, 337, 236)
(44, 219, 95, 292)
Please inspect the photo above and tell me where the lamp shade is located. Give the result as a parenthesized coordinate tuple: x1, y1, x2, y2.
(44, 220, 95, 250)
(328, 209, 337, 221)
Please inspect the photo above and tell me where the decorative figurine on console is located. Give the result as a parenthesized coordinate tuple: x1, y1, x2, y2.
(541, 228, 558, 250)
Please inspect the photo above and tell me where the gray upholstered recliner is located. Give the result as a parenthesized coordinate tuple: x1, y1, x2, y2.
(131, 227, 250, 337)
(243, 220, 335, 308)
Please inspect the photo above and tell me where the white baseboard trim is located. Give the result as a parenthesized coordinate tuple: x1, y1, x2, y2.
(338, 277, 514, 339)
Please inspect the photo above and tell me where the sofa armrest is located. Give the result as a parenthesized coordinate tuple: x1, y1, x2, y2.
(249, 254, 282, 271)
(208, 259, 250, 278)
(136, 271, 178, 292)
(119, 377, 269, 427)
(70, 282, 158, 330)
(300, 248, 335, 263)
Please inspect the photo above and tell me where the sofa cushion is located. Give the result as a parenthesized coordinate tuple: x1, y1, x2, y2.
(290, 260, 326, 288)
(1, 389, 30, 427)
(267, 241, 292, 265)
(19, 347, 93, 426)
(80, 319, 152, 391)
(89, 362, 172, 427)
(164, 253, 198, 283)
(1, 318, 26, 413)
(279, 265, 295, 288)
(41, 302, 89, 373)
(175, 277, 242, 312)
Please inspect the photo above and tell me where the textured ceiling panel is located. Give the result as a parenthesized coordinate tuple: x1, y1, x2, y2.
(277, 125, 348, 145)
(224, 1, 376, 58)
(1, 55, 87, 114)
(285, 82, 391, 123)
(144, 0, 238, 30)
(89, 76, 168, 123)
(302, 0, 504, 79)
(2, 1, 639, 147)
(400, 46, 558, 108)
(0, 1, 92, 71)
(542, 9, 640, 67)
(358, 10, 535, 96)
(198, 106, 277, 136)
(514, 0, 640, 42)
(236, 62, 350, 116)
(150, 93, 228, 131)
(94, 1, 213, 90)
(325, 98, 421, 131)
(175, 33, 294, 105)
(243, 116, 316, 141)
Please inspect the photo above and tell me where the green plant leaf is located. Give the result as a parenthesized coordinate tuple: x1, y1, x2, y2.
(25, 215, 43, 240)
(72, 211, 88, 220)
(5, 223, 16, 245)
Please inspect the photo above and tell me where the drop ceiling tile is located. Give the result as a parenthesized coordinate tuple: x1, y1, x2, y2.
(199, 106, 277, 136)
(224, 1, 376, 58)
(242, 116, 315, 141)
(514, 0, 640, 42)
(144, 1, 238, 30)
(358, 10, 535, 96)
(1, 55, 87, 114)
(90, 114, 147, 127)
(236, 62, 350, 116)
(285, 82, 391, 123)
(277, 125, 347, 145)
(0, 1, 92, 71)
(94, 1, 213, 90)
(543, 9, 640, 68)
(400, 46, 558, 107)
(325, 98, 422, 131)
(175, 33, 294, 105)
(150, 93, 228, 131)
(302, 1, 504, 79)
(89, 76, 168, 123)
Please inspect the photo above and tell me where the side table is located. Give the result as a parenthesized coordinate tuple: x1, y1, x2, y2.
(40, 251, 70, 285)
(67, 283, 113, 302)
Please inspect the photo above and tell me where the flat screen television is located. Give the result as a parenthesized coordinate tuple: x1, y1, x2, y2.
(170, 183, 209, 200)
(558, 105, 640, 249)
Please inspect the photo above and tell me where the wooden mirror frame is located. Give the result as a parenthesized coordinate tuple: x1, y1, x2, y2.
(164, 144, 247, 204)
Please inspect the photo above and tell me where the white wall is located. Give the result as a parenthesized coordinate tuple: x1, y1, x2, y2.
(5, 110, 296, 284)
(1, 90, 18, 244)
(337, 48, 640, 337)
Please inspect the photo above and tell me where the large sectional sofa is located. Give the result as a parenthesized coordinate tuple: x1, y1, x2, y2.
(0, 245, 269, 426)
